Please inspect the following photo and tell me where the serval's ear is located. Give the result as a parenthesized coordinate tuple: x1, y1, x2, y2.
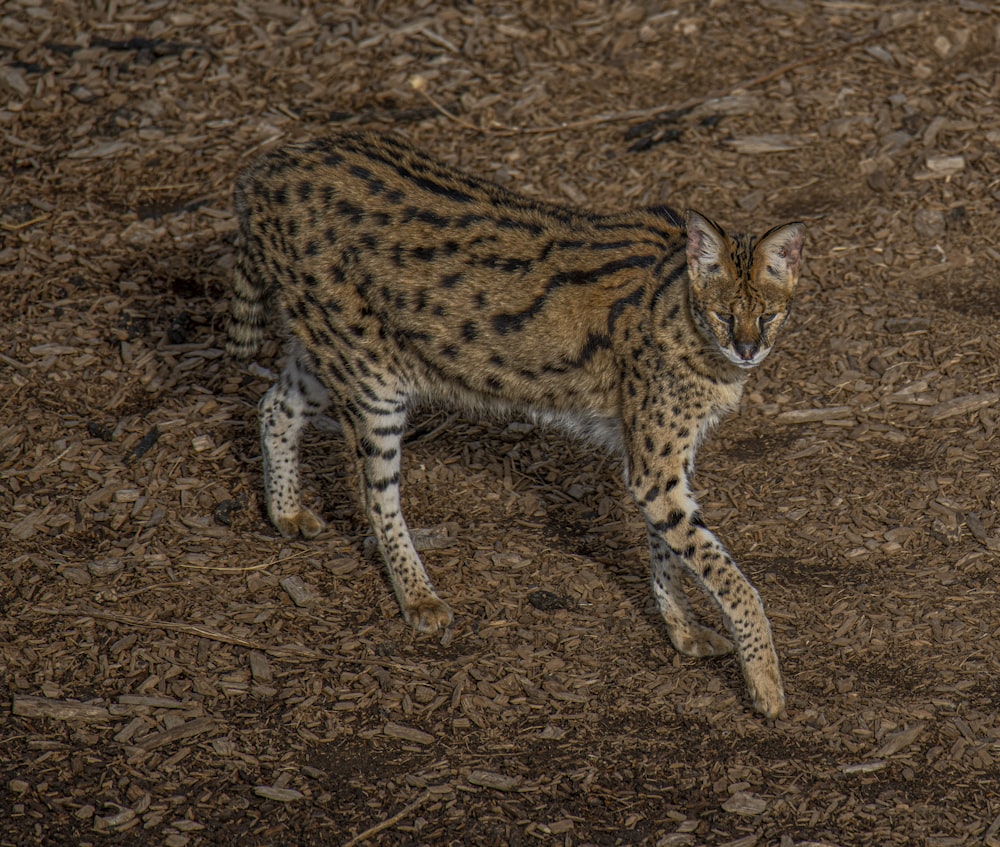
(754, 222, 805, 292)
(685, 210, 730, 289)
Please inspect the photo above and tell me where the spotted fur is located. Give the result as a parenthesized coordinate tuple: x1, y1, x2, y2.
(228, 131, 805, 718)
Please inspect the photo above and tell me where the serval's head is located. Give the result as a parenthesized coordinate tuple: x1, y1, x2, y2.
(685, 210, 805, 369)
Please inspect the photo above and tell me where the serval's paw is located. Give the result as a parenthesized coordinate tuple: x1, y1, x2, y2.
(746, 662, 786, 720)
(403, 595, 454, 633)
(274, 508, 325, 539)
(672, 623, 734, 658)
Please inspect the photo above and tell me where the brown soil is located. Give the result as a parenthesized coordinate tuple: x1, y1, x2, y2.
(3, 2, 1000, 846)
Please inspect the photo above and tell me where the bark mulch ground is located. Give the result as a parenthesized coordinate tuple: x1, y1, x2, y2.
(2, 1, 1000, 845)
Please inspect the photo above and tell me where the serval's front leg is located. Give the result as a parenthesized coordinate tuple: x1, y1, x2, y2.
(259, 347, 329, 539)
(632, 463, 784, 718)
(340, 388, 453, 634)
(647, 530, 734, 658)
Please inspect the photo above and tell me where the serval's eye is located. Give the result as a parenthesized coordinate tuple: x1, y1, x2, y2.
(759, 312, 779, 325)
(712, 311, 734, 327)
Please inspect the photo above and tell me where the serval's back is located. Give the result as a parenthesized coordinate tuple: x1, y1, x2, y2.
(228, 131, 805, 718)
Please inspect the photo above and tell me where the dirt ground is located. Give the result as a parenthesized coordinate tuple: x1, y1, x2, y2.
(2, 1, 1000, 845)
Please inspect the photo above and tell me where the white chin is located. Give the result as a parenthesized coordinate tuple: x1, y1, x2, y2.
(723, 349, 770, 368)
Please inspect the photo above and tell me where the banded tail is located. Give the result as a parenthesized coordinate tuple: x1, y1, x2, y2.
(226, 181, 270, 359)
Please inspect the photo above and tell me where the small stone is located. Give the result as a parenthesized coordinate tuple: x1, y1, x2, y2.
(932, 35, 952, 58)
(413, 684, 436, 704)
(912, 208, 945, 238)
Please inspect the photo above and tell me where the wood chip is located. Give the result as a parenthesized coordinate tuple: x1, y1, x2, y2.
(467, 769, 522, 791)
(88, 559, 124, 577)
(66, 140, 135, 159)
(93, 808, 137, 832)
(984, 811, 1000, 847)
(411, 524, 459, 551)
(885, 317, 931, 333)
(873, 722, 926, 757)
(134, 716, 217, 751)
(279, 575, 319, 607)
(383, 721, 435, 745)
(254, 786, 306, 802)
(0, 66, 30, 97)
(12, 696, 111, 722)
(118, 694, 187, 709)
(722, 791, 768, 816)
(840, 760, 887, 774)
(775, 406, 854, 423)
(541, 819, 575, 834)
(249, 650, 274, 683)
(725, 134, 807, 153)
(926, 392, 1000, 420)
(924, 154, 965, 175)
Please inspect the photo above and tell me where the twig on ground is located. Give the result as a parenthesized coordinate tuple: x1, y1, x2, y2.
(178, 546, 313, 572)
(413, 23, 918, 137)
(409, 75, 482, 133)
(340, 790, 433, 847)
(27, 606, 413, 670)
(0, 215, 49, 232)
(32, 606, 323, 658)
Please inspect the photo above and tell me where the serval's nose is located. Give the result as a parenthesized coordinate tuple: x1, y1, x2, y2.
(734, 339, 758, 361)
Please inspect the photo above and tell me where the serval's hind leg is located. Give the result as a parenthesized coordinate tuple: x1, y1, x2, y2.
(259, 344, 330, 539)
